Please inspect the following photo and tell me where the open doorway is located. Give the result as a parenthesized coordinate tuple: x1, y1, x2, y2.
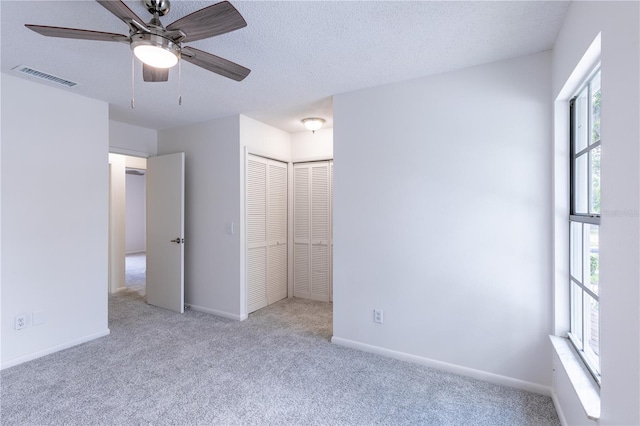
(110, 152, 185, 312)
(108, 154, 147, 296)
(125, 168, 146, 295)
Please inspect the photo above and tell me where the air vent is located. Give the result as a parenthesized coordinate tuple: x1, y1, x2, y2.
(12, 65, 78, 88)
(126, 169, 145, 176)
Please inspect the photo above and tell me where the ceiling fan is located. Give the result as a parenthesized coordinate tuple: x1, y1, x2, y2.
(25, 0, 250, 84)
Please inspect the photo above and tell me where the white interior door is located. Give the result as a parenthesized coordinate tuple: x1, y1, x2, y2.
(146, 152, 185, 313)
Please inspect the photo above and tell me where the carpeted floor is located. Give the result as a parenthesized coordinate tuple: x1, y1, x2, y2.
(0, 292, 559, 425)
(125, 252, 146, 296)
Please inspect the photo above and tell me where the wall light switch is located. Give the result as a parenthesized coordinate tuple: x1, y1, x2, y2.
(226, 222, 234, 235)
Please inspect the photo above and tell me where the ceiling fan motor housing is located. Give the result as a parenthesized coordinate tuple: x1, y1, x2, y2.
(144, 0, 170, 17)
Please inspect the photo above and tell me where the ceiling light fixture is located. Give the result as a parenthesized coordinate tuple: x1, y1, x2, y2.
(302, 118, 325, 134)
(131, 33, 179, 69)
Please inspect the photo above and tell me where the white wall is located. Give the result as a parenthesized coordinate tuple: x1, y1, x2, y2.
(291, 128, 333, 162)
(551, 2, 640, 425)
(1, 75, 110, 368)
(332, 52, 553, 391)
(109, 120, 158, 157)
(125, 173, 146, 253)
(240, 115, 291, 162)
(157, 116, 242, 320)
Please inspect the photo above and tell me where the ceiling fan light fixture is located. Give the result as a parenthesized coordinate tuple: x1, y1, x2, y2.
(302, 118, 325, 133)
(131, 33, 179, 69)
(134, 45, 178, 68)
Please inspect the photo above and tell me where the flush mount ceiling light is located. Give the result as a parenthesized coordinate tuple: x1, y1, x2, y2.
(302, 118, 325, 134)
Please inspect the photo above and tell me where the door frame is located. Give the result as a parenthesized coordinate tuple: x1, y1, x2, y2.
(108, 154, 148, 294)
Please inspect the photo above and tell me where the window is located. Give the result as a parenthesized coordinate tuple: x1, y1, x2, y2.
(569, 69, 601, 382)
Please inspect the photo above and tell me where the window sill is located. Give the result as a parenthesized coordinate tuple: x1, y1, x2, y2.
(549, 335, 601, 420)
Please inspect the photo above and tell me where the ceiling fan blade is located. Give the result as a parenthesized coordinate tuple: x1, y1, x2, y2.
(181, 46, 250, 82)
(25, 24, 128, 42)
(166, 1, 247, 43)
(143, 64, 169, 82)
(96, 0, 148, 31)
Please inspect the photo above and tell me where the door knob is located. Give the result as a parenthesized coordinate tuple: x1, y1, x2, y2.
(170, 237, 184, 244)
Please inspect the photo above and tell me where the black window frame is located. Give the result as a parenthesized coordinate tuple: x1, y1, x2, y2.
(568, 67, 601, 384)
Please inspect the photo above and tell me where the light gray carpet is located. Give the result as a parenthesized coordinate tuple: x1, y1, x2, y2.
(1, 292, 559, 425)
(125, 252, 146, 296)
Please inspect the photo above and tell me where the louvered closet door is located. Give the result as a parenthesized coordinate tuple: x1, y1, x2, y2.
(311, 164, 330, 300)
(329, 161, 334, 302)
(293, 161, 332, 302)
(247, 156, 268, 313)
(247, 155, 288, 314)
(293, 166, 310, 299)
(267, 161, 288, 304)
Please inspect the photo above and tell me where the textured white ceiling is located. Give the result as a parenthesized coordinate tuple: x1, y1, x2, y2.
(1, 1, 570, 133)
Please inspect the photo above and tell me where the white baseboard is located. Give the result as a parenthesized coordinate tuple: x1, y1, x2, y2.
(188, 304, 243, 321)
(331, 336, 551, 396)
(551, 390, 569, 426)
(0, 328, 111, 370)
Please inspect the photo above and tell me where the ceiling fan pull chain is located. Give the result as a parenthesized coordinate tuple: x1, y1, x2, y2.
(178, 57, 182, 106)
(130, 51, 135, 109)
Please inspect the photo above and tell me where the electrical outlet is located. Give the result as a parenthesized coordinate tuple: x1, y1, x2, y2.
(15, 314, 27, 330)
(374, 309, 384, 324)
